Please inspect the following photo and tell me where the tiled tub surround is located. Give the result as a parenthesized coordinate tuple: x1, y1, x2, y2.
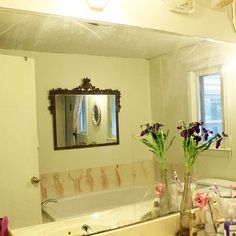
(40, 160, 155, 200)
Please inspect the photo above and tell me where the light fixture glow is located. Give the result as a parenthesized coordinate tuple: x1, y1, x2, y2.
(86, 0, 108, 10)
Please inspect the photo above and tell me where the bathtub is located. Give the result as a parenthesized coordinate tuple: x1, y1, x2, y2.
(12, 212, 181, 236)
(42, 185, 160, 232)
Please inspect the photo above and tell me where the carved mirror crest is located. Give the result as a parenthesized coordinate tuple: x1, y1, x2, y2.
(48, 78, 121, 150)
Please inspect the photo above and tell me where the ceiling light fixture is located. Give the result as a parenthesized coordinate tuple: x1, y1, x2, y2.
(161, 0, 195, 14)
(86, 0, 108, 10)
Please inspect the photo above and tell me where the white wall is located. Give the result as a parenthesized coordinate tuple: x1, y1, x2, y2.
(150, 41, 236, 180)
(36, 53, 151, 174)
(0, 0, 235, 43)
(0, 50, 152, 174)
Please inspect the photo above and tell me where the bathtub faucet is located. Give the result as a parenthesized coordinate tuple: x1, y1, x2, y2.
(172, 171, 184, 192)
(41, 198, 58, 207)
(81, 224, 93, 235)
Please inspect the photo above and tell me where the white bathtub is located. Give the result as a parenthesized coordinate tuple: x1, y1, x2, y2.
(12, 212, 181, 236)
(42, 185, 157, 231)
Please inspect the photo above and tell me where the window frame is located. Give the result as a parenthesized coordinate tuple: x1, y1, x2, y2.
(188, 65, 231, 151)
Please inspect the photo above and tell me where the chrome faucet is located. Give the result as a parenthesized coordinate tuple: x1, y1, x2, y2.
(172, 171, 184, 192)
(81, 224, 93, 235)
(41, 198, 58, 207)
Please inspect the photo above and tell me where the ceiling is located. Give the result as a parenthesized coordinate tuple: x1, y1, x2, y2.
(0, 9, 202, 59)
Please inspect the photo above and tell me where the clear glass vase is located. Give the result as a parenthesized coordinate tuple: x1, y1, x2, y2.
(178, 173, 193, 236)
(159, 168, 173, 216)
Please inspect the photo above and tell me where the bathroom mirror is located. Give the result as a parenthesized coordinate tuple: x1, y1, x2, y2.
(48, 78, 121, 150)
(0, 6, 235, 234)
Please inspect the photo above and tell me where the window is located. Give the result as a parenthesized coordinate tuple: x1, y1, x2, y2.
(199, 73, 222, 134)
(79, 96, 87, 133)
(111, 95, 117, 137)
(108, 95, 117, 139)
(189, 66, 230, 150)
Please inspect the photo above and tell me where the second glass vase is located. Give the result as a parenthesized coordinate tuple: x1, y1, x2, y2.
(159, 168, 174, 216)
(179, 173, 193, 236)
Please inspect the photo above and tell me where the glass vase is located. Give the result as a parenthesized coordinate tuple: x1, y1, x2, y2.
(159, 168, 173, 216)
(179, 173, 193, 236)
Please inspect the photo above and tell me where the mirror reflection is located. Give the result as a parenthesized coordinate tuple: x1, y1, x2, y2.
(1, 7, 236, 235)
(55, 94, 117, 147)
(49, 78, 120, 150)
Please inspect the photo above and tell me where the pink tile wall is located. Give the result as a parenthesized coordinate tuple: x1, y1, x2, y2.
(40, 160, 155, 200)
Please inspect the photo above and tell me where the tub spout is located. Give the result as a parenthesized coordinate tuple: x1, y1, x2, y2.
(41, 199, 58, 207)
(81, 224, 93, 235)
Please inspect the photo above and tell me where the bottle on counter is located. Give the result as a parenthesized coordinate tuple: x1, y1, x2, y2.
(151, 198, 160, 219)
(224, 204, 236, 236)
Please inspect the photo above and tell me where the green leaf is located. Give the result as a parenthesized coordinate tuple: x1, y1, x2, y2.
(165, 136, 176, 152)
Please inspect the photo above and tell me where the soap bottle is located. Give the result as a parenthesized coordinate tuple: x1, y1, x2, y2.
(224, 204, 236, 236)
(151, 198, 160, 219)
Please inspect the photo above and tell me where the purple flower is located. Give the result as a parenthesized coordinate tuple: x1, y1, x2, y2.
(180, 130, 188, 137)
(203, 133, 209, 141)
(193, 135, 201, 143)
(177, 125, 182, 130)
(140, 122, 164, 138)
(152, 123, 164, 131)
(203, 128, 208, 133)
(140, 129, 148, 136)
(194, 126, 200, 134)
(188, 127, 195, 136)
(192, 122, 201, 133)
(222, 132, 228, 137)
(216, 137, 223, 149)
(178, 120, 227, 172)
(151, 131, 157, 140)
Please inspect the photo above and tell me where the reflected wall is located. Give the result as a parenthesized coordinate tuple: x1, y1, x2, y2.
(150, 41, 235, 180)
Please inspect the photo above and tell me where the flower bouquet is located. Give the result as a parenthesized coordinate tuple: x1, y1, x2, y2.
(177, 120, 226, 236)
(140, 122, 175, 215)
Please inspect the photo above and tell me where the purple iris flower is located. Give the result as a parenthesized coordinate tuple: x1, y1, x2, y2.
(202, 128, 208, 133)
(216, 137, 222, 149)
(203, 133, 209, 141)
(180, 130, 188, 137)
(151, 132, 158, 140)
(177, 125, 182, 130)
(140, 129, 148, 136)
(193, 135, 201, 143)
(153, 123, 164, 131)
(222, 132, 228, 137)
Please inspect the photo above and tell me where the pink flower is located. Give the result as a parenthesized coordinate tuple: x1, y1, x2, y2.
(194, 192, 208, 209)
(155, 183, 165, 196)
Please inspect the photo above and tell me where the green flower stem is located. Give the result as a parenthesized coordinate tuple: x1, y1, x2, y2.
(161, 168, 172, 211)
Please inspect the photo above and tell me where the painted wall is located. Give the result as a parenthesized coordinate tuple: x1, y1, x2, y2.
(0, 1, 236, 44)
(0, 49, 152, 174)
(150, 41, 236, 180)
(0, 54, 42, 228)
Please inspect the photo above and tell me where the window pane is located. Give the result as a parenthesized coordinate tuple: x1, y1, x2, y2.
(79, 96, 87, 133)
(199, 73, 222, 134)
(111, 95, 117, 137)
